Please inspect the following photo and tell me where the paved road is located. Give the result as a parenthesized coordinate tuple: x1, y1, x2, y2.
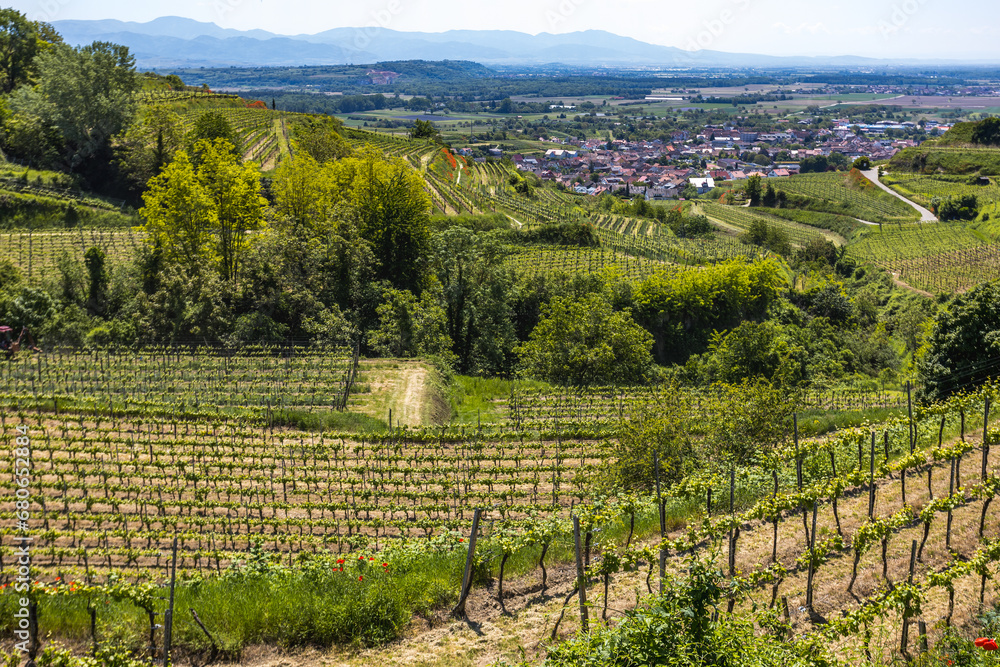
(861, 169, 938, 222)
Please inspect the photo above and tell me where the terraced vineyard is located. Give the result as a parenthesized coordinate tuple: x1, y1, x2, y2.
(3, 370, 999, 663)
(883, 173, 1000, 210)
(0, 229, 144, 279)
(0, 415, 604, 576)
(0, 346, 358, 421)
(774, 171, 921, 224)
(699, 202, 835, 247)
(848, 222, 1000, 292)
(181, 107, 292, 168)
(506, 245, 667, 280)
(499, 385, 912, 431)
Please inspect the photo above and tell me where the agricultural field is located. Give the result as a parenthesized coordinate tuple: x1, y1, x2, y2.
(698, 202, 840, 247)
(0, 229, 144, 280)
(847, 222, 1000, 293)
(2, 372, 999, 664)
(0, 346, 359, 421)
(0, 412, 605, 577)
(506, 245, 667, 281)
(773, 171, 922, 224)
(883, 173, 1000, 214)
(179, 105, 293, 170)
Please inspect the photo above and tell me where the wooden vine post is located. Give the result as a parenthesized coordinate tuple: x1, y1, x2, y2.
(451, 509, 481, 618)
(983, 396, 991, 484)
(728, 467, 737, 578)
(903, 381, 914, 505)
(771, 466, 780, 562)
(654, 454, 666, 593)
(947, 458, 955, 552)
(163, 537, 178, 667)
(805, 503, 818, 611)
(794, 415, 808, 544)
(573, 516, 589, 633)
(828, 449, 842, 536)
(868, 431, 876, 520)
(900, 540, 918, 657)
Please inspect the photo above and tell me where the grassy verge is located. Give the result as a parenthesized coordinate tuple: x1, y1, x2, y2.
(448, 375, 552, 424)
(0, 541, 466, 657)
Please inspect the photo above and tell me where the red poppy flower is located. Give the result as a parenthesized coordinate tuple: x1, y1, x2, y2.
(984, 639, 998, 651)
(976, 639, 988, 648)
(369, 557, 374, 561)
(358, 575, 364, 581)
(459, 538, 464, 543)
(337, 558, 345, 564)
(382, 562, 389, 567)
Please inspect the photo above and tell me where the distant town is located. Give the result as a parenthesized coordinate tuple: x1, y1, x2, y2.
(496, 118, 953, 199)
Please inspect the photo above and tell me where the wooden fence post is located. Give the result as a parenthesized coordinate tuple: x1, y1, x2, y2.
(573, 516, 589, 633)
(451, 509, 481, 617)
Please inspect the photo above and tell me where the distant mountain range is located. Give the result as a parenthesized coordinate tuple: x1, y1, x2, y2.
(50, 16, 928, 70)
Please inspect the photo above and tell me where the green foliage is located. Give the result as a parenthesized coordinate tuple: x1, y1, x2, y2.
(189, 111, 239, 155)
(933, 193, 980, 221)
(139, 141, 265, 283)
(0, 9, 61, 94)
(704, 322, 807, 388)
(740, 217, 791, 255)
(431, 227, 517, 375)
(516, 221, 599, 247)
(113, 104, 185, 191)
(745, 174, 763, 206)
(348, 150, 433, 293)
(889, 144, 1000, 176)
(293, 117, 353, 163)
(853, 156, 872, 170)
(919, 280, 1000, 401)
(368, 285, 454, 363)
(7, 41, 138, 172)
(139, 150, 217, 275)
(409, 119, 439, 141)
(633, 259, 784, 364)
(195, 139, 267, 282)
(517, 293, 653, 386)
(546, 554, 830, 667)
(794, 238, 841, 268)
(970, 118, 1000, 147)
(611, 382, 695, 489)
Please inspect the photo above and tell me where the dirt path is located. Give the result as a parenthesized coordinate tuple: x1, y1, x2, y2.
(396, 363, 429, 426)
(861, 168, 938, 222)
(890, 271, 935, 298)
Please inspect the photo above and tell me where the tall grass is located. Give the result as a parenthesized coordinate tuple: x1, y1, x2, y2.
(0, 546, 465, 655)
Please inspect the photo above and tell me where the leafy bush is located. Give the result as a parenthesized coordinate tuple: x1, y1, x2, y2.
(517, 293, 653, 386)
(545, 554, 832, 667)
(933, 194, 979, 221)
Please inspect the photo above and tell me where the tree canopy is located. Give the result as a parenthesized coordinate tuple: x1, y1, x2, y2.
(517, 293, 654, 386)
(919, 280, 1000, 401)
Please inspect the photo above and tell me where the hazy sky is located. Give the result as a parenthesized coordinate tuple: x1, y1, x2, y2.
(13, 0, 999, 60)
